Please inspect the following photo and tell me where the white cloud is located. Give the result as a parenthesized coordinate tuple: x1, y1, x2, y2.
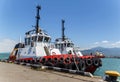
(0, 39, 17, 53)
(101, 40, 109, 43)
(91, 40, 120, 48)
(94, 40, 109, 45)
(116, 41, 120, 44)
(94, 42, 99, 45)
(111, 41, 120, 47)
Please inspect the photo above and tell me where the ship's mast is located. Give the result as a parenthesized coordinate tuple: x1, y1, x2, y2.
(62, 20, 65, 41)
(36, 5, 41, 33)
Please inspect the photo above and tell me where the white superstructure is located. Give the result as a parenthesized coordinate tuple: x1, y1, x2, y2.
(14, 5, 61, 60)
(54, 20, 83, 56)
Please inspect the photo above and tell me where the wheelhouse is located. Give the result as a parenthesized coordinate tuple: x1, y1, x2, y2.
(25, 30, 51, 46)
(55, 38, 74, 49)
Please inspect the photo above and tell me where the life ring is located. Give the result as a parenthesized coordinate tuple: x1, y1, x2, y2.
(86, 58, 92, 66)
(93, 58, 99, 67)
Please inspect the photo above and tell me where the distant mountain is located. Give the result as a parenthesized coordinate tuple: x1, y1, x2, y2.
(81, 47, 120, 56)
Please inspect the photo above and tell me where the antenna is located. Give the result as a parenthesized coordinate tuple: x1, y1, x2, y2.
(35, 5, 41, 33)
(62, 19, 65, 41)
(19, 35, 21, 43)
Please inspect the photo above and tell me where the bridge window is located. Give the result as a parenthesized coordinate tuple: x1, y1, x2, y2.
(67, 43, 74, 47)
(28, 38, 30, 45)
(71, 43, 74, 47)
(25, 38, 30, 45)
(25, 38, 27, 45)
(44, 37, 50, 42)
(32, 36, 37, 42)
(67, 43, 70, 47)
(55, 44, 60, 49)
(64, 43, 67, 47)
(38, 36, 43, 42)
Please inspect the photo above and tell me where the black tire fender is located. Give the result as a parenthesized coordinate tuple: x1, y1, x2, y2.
(93, 58, 99, 67)
(78, 60, 86, 71)
(86, 58, 92, 66)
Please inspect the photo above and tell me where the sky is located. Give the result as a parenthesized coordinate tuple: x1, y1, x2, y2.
(0, 0, 120, 52)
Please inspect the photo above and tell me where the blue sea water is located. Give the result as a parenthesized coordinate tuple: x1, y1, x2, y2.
(0, 53, 120, 79)
(94, 58, 120, 75)
(0, 53, 10, 60)
(94, 58, 120, 80)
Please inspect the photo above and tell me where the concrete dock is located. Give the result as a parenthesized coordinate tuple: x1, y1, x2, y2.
(0, 62, 105, 82)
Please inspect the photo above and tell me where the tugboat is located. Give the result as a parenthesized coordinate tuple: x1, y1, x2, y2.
(54, 20, 102, 73)
(55, 20, 83, 56)
(9, 5, 102, 74)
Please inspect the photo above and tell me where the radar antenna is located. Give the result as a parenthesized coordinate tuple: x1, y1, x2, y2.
(36, 5, 41, 33)
(62, 20, 65, 41)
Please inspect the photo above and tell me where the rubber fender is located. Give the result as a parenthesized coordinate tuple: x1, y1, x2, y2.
(28, 60, 31, 63)
(53, 57, 58, 63)
(75, 57, 81, 62)
(24, 60, 27, 63)
(59, 57, 64, 63)
(44, 62, 54, 66)
(69, 62, 77, 70)
(78, 60, 86, 71)
(65, 63, 71, 69)
(57, 62, 66, 68)
(86, 58, 92, 66)
(93, 58, 99, 67)
(65, 57, 71, 63)
(41, 58, 46, 64)
(70, 57, 74, 62)
(47, 58, 52, 62)
(30, 60, 35, 64)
